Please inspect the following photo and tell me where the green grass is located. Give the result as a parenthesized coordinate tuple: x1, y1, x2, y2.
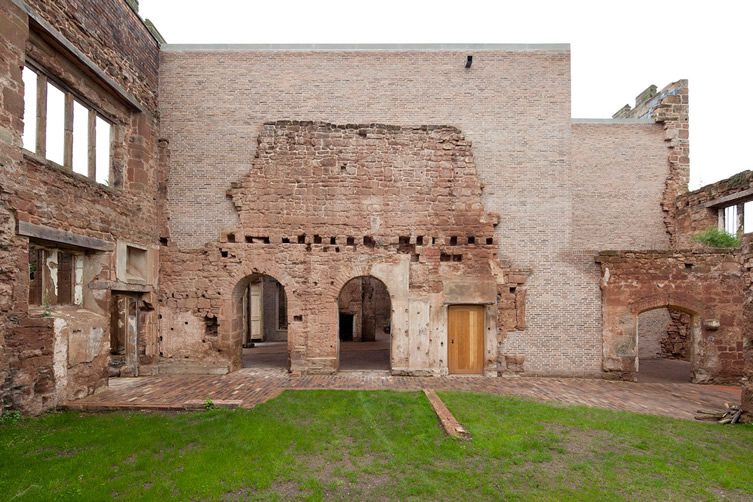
(1, 391, 752, 500)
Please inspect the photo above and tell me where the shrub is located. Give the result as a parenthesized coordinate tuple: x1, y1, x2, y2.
(0, 410, 22, 425)
(692, 228, 740, 248)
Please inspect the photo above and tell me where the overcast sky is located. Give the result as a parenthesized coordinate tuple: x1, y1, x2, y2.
(140, 0, 752, 189)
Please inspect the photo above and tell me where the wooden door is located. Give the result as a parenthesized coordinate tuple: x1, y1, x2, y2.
(249, 282, 263, 341)
(448, 305, 485, 374)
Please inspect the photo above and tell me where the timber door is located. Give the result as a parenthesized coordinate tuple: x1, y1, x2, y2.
(448, 305, 485, 374)
(249, 282, 263, 341)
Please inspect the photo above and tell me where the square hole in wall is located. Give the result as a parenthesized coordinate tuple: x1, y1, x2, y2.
(126, 245, 147, 282)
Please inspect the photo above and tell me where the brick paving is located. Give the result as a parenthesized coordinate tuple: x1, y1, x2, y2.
(62, 369, 741, 421)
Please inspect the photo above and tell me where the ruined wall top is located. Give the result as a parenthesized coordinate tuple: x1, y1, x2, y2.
(613, 80, 687, 120)
(227, 121, 496, 241)
(23, 0, 161, 111)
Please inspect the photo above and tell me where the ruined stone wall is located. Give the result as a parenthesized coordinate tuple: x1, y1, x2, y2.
(0, 0, 161, 413)
(741, 236, 753, 419)
(608, 80, 689, 245)
(159, 122, 504, 375)
(338, 277, 391, 342)
(260, 276, 286, 342)
(160, 47, 677, 376)
(24, 0, 159, 111)
(598, 250, 744, 383)
(675, 171, 753, 248)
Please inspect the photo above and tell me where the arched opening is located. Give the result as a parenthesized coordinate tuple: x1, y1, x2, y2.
(337, 276, 391, 370)
(232, 273, 288, 369)
(636, 306, 697, 383)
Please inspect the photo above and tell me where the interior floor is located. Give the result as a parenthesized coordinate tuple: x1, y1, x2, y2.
(242, 341, 288, 369)
(638, 358, 692, 383)
(339, 339, 390, 370)
(241, 339, 391, 371)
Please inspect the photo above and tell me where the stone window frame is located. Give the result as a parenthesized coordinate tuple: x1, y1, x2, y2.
(717, 202, 753, 236)
(22, 60, 115, 186)
(28, 243, 84, 308)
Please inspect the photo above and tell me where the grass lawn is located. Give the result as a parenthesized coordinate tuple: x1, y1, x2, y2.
(1, 390, 752, 501)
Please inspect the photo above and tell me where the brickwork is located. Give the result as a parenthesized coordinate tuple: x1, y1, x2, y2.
(160, 47, 684, 377)
(609, 80, 690, 244)
(653, 81, 690, 245)
(159, 121, 505, 376)
(1, 1, 732, 414)
(0, 0, 161, 413)
(598, 250, 744, 383)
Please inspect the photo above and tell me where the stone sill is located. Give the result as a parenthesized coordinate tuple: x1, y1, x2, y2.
(22, 149, 118, 195)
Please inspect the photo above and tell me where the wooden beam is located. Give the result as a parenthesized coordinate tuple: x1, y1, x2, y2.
(17, 221, 114, 251)
(704, 187, 753, 208)
(63, 92, 73, 169)
(35, 73, 47, 157)
(88, 109, 96, 179)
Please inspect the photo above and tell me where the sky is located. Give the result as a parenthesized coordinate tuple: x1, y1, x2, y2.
(139, 0, 753, 189)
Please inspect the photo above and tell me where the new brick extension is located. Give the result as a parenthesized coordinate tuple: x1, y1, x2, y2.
(0, 0, 750, 418)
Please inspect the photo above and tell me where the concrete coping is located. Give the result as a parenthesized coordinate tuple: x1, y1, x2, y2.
(161, 43, 570, 52)
(571, 118, 653, 124)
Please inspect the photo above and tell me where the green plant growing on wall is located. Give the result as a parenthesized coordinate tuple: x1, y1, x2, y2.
(692, 228, 741, 248)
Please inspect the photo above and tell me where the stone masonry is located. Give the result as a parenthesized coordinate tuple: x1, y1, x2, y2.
(160, 46, 684, 378)
(0, 0, 750, 416)
(159, 122, 507, 376)
(598, 249, 744, 383)
(0, 0, 161, 414)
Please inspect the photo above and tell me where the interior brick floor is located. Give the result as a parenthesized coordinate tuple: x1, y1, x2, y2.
(62, 370, 741, 421)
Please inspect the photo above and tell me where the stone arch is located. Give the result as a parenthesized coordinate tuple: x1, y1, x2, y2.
(220, 263, 302, 372)
(631, 295, 703, 383)
(603, 292, 707, 382)
(630, 294, 705, 318)
(336, 274, 393, 370)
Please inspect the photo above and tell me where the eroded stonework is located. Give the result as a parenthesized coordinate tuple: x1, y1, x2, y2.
(159, 122, 515, 375)
(0, 0, 750, 417)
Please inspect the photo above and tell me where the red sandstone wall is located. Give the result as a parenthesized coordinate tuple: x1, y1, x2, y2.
(598, 250, 744, 383)
(741, 237, 753, 418)
(0, 0, 161, 413)
(160, 47, 677, 376)
(159, 122, 506, 375)
(675, 171, 753, 248)
(24, 0, 159, 111)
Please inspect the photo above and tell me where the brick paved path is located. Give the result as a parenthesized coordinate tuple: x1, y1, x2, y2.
(63, 369, 741, 421)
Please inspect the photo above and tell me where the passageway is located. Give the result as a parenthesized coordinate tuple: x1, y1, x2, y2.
(338, 276, 391, 370)
(235, 274, 289, 369)
(637, 307, 693, 383)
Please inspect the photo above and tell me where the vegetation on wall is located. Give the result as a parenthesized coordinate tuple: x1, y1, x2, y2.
(693, 228, 741, 248)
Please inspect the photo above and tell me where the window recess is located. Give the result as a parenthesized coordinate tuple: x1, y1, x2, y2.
(22, 64, 113, 186)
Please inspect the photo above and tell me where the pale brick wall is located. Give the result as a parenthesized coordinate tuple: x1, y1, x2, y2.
(159, 46, 673, 376)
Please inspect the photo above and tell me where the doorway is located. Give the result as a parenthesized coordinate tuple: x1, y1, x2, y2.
(636, 307, 693, 383)
(447, 305, 485, 375)
(238, 274, 288, 369)
(109, 294, 139, 377)
(338, 276, 391, 370)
